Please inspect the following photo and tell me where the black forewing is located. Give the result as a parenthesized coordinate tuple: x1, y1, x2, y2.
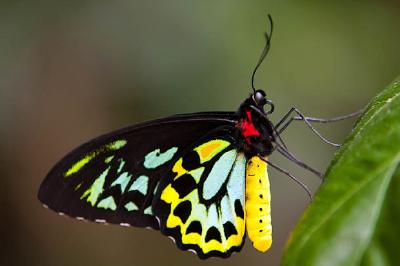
(38, 112, 236, 229)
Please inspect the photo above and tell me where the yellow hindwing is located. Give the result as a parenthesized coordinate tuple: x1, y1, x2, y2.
(160, 139, 246, 257)
(245, 156, 272, 252)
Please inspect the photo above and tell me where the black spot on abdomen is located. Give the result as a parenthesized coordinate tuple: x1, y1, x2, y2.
(205, 226, 222, 243)
(234, 199, 244, 219)
(173, 200, 192, 224)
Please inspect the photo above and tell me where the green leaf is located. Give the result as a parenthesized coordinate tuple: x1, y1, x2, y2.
(360, 166, 400, 266)
(281, 77, 400, 266)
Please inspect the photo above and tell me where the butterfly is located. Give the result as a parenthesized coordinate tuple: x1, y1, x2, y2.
(39, 97, 278, 259)
(37, 16, 360, 259)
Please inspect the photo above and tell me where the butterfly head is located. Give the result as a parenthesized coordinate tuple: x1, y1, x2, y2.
(252, 89, 274, 115)
(235, 89, 276, 157)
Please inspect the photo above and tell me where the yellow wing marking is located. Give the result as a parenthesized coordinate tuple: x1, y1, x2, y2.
(171, 158, 186, 180)
(161, 184, 245, 254)
(64, 139, 127, 177)
(245, 156, 272, 252)
(194, 139, 230, 163)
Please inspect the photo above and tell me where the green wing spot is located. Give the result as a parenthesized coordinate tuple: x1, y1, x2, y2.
(65, 154, 95, 177)
(74, 182, 82, 191)
(80, 167, 110, 206)
(111, 172, 132, 192)
(144, 147, 178, 169)
(128, 175, 149, 195)
(108, 140, 127, 150)
(144, 206, 153, 215)
(190, 167, 205, 183)
(117, 159, 125, 173)
(125, 202, 139, 211)
(97, 196, 117, 210)
(104, 155, 114, 164)
(64, 139, 127, 177)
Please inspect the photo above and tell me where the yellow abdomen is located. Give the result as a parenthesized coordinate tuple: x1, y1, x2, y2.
(245, 156, 272, 252)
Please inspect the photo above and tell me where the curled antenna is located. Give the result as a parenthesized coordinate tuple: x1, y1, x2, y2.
(251, 14, 274, 93)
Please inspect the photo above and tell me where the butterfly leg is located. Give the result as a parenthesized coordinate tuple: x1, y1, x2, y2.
(292, 109, 363, 123)
(259, 157, 313, 202)
(274, 142, 323, 178)
(249, 105, 323, 178)
(276, 108, 362, 129)
(275, 108, 362, 147)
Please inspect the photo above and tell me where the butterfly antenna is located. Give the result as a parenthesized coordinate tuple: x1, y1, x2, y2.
(251, 14, 274, 93)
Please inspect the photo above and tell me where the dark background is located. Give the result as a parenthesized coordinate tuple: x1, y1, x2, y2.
(1, 1, 400, 266)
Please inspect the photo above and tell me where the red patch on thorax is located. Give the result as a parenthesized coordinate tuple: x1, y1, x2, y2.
(237, 111, 261, 142)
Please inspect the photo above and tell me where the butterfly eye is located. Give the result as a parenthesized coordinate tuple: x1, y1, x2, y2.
(254, 90, 267, 106)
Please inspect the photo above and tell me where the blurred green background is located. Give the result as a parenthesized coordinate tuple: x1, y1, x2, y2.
(1, 1, 399, 266)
